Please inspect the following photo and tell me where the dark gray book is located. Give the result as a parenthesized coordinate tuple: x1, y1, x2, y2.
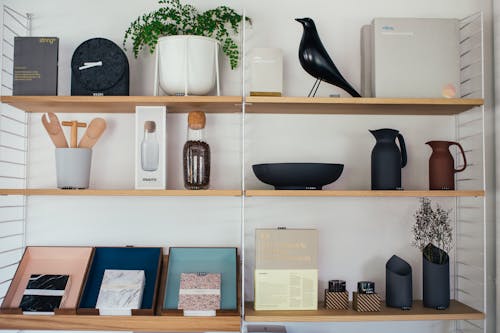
(19, 274, 69, 314)
(13, 37, 58, 95)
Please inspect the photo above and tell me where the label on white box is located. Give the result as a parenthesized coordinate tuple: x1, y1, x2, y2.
(135, 106, 167, 189)
(254, 269, 318, 310)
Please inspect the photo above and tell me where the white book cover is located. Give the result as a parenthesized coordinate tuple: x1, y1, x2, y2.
(95, 269, 145, 316)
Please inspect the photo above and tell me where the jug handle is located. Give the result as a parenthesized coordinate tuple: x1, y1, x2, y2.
(397, 134, 408, 168)
(452, 142, 467, 172)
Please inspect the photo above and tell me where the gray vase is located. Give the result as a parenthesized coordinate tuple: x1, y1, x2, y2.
(386, 255, 412, 309)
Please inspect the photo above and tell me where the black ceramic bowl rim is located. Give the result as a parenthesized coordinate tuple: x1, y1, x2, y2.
(253, 162, 343, 166)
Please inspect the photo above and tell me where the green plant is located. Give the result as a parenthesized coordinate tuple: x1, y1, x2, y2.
(123, 0, 249, 69)
(411, 197, 453, 264)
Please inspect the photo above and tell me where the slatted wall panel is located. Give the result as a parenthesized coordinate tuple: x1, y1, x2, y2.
(455, 12, 485, 333)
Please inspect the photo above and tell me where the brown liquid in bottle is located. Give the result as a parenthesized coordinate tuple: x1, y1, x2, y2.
(183, 111, 210, 190)
(183, 140, 210, 189)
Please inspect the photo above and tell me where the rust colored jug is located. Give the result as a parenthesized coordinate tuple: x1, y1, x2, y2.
(426, 141, 467, 190)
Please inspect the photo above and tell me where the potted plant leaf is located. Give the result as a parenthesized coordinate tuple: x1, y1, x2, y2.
(123, 0, 249, 96)
(411, 197, 453, 309)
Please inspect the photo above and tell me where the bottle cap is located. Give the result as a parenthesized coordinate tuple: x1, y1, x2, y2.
(188, 111, 206, 130)
(144, 121, 156, 133)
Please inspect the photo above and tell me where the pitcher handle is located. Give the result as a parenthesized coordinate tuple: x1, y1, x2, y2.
(397, 134, 408, 168)
(451, 142, 467, 172)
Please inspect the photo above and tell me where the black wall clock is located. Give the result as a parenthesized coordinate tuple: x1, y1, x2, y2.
(71, 38, 129, 96)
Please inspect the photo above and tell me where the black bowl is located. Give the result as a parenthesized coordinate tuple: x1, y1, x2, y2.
(252, 163, 344, 190)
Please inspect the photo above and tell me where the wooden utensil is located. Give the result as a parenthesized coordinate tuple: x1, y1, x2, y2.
(78, 118, 107, 148)
(62, 120, 87, 148)
(41, 112, 68, 148)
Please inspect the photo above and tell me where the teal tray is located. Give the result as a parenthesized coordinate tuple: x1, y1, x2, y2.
(164, 247, 237, 310)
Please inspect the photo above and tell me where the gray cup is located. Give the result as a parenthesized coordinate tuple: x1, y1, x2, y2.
(55, 148, 92, 189)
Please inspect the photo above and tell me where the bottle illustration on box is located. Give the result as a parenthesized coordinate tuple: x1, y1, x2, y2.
(141, 121, 159, 172)
(183, 111, 210, 189)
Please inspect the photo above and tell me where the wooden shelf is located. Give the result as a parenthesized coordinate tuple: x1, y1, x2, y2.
(0, 313, 241, 332)
(1, 189, 484, 197)
(0, 96, 483, 115)
(245, 300, 485, 322)
(245, 190, 485, 197)
(0, 96, 242, 113)
(245, 96, 484, 115)
(0, 189, 242, 197)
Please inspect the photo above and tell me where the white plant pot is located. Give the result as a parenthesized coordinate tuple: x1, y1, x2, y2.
(156, 35, 220, 96)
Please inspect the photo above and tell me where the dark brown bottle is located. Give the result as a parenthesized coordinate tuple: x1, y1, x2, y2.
(183, 111, 210, 189)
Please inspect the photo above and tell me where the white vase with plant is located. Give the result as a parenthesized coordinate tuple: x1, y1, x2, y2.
(123, 0, 250, 96)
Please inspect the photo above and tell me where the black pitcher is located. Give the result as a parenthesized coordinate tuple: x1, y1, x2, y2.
(370, 128, 407, 190)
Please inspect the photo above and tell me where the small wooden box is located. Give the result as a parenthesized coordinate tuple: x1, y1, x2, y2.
(324, 290, 349, 310)
(352, 292, 381, 312)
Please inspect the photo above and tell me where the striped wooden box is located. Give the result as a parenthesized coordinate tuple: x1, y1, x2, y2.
(324, 290, 349, 310)
(352, 292, 381, 312)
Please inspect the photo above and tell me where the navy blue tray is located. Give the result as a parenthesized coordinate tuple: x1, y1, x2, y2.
(78, 247, 162, 314)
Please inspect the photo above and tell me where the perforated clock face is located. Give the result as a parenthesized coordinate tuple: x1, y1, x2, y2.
(71, 38, 127, 91)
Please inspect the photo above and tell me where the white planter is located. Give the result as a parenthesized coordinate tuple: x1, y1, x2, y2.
(154, 35, 220, 96)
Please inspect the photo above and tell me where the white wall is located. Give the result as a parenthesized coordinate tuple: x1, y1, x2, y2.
(1, 0, 495, 332)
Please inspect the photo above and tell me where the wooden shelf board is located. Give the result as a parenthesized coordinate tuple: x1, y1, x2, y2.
(0, 189, 242, 197)
(245, 96, 484, 115)
(245, 190, 485, 197)
(0, 96, 242, 113)
(0, 313, 241, 332)
(245, 300, 484, 322)
(1, 189, 484, 197)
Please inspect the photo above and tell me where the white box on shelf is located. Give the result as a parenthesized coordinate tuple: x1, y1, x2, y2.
(254, 229, 318, 310)
(249, 48, 283, 97)
(135, 106, 167, 189)
(361, 17, 460, 98)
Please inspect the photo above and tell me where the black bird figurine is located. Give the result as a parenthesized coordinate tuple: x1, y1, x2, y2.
(296, 17, 361, 97)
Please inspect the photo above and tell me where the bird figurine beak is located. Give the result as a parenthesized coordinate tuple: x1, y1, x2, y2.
(295, 18, 306, 24)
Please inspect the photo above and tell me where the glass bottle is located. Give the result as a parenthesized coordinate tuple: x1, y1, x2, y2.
(183, 111, 210, 189)
(141, 121, 159, 171)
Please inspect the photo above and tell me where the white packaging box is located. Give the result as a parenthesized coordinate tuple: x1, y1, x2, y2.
(361, 18, 460, 98)
(249, 48, 283, 96)
(254, 229, 318, 310)
(135, 106, 166, 189)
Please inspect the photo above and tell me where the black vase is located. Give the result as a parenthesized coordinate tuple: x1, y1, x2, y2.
(386, 255, 412, 309)
(423, 243, 450, 309)
(370, 128, 407, 190)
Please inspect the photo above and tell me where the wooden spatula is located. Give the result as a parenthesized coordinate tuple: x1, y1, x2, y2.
(41, 112, 68, 148)
(78, 118, 107, 148)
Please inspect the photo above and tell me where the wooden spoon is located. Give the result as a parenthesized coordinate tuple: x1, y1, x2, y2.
(41, 112, 68, 148)
(78, 118, 107, 148)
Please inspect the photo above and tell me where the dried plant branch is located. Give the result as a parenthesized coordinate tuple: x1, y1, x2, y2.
(411, 197, 453, 264)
